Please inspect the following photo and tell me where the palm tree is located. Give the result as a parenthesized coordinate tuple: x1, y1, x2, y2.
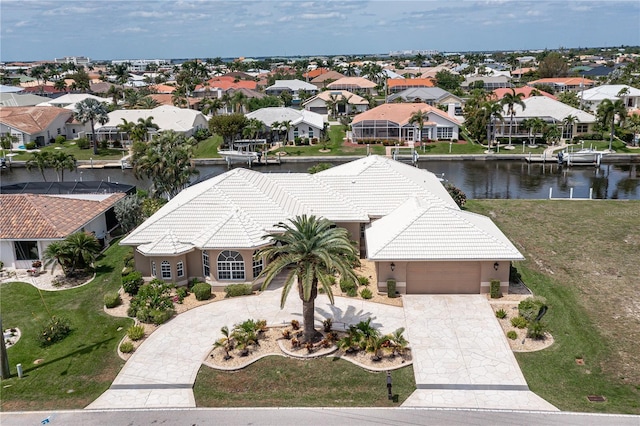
(626, 113, 640, 147)
(409, 110, 427, 143)
(63, 232, 102, 276)
(484, 100, 504, 149)
(137, 96, 160, 109)
(49, 151, 76, 182)
(231, 90, 247, 113)
(201, 97, 223, 116)
(597, 98, 627, 152)
(42, 241, 71, 276)
(107, 84, 123, 106)
(214, 326, 234, 360)
(243, 118, 264, 140)
(500, 89, 526, 146)
(117, 118, 137, 143)
(74, 98, 109, 155)
(134, 117, 159, 142)
(256, 215, 359, 343)
(26, 151, 51, 181)
(325, 93, 339, 119)
(562, 115, 577, 142)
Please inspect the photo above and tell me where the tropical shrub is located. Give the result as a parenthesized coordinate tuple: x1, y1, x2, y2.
(360, 288, 373, 299)
(224, 283, 252, 298)
(55, 135, 66, 144)
(25, 141, 37, 150)
(129, 279, 175, 324)
(127, 325, 145, 341)
(192, 282, 212, 301)
(120, 341, 134, 353)
(176, 286, 189, 299)
(38, 316, 71, 346)
(122, 271, 144, 295)
(76, 137, 90, 149)
(518, 296, 547, 322)
(357, 276, 370, 286)
(489, 279, 501, 299)
(527, 321, 548, 340)
(339, 278, 356, 294)
(495, 308, 507, 319)
(103, 292, 121, 308)
(322, 318, 333, 332)
(387, 279, 396, 298)
(445, 183, 467, 208)
(510, 316, 528, 329)
(346, 286, 358, 297)
(506, 330, 518, 340)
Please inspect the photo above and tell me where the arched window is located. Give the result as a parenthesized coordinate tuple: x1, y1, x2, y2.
(217, 250, 245, 280)
(252, 251, 263, 278)
(161, 260, 171, 279)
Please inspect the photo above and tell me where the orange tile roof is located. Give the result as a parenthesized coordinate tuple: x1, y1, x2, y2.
(0, 193, 125, 239)
(387, 78, 435, 88)
(303, 68, 330, 79)
(352, 103, 459, 127)
(311, 70, 345, 83)
(150, 84, 176, 94)
(200, 77, 257, 91)
(492, 87, 557, 101)
(327, 77, 376, 89)
(529, 77, 595, 86)
(148, 94, 200, 107)
(0, 106, 71, 134)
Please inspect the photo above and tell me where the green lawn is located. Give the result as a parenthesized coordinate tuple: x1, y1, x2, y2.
(566, 139, 633, 153)
(194, 356, 415, 407)
(0, 243, 133, 411)
(467, 200, 640, 414)
(415, 141, 485, 155)
(5, 141, 126, 161)
(275, 126, 385, 157)
(192, 135, 223, 158)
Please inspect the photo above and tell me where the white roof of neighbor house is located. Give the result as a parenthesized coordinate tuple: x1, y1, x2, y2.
(137, 232, 194, 255)
(366, 197, 524, 261)
(581, 84, 640, 102)
(98, 105, 205, 132)
(38, 93, 108, 109)
(246, 107, 324, 129)
(387, 87, 459, 103)
(0, 92, 51, 107)
(266, 79, 317, 91)
(0, 84, 24, 93)
(508, 96, 596, 122)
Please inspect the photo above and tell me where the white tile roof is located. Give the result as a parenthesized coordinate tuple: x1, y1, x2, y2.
(98, 105, 206, 132)
(580, 84, 640, 102)
(508, 96, 596, 123)
(246, 107, 324, 130)
(366, 197, 524, 261)
(266, 79, 317, 91)
(137, 232, 194, 255)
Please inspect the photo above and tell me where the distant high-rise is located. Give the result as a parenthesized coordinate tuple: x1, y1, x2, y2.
(54, 56, 91, 66)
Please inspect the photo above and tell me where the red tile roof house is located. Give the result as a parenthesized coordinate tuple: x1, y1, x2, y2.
(387, 78, 435, 93)
(0, 193, 124, 269)
(0, 106, 72, 147)
(351, 103, 461, 144)
(326, 77, 377, 96)
(492, 86, 557, 101)
(528, 77, 595, 93)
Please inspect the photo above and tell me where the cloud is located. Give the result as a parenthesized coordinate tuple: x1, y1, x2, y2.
(300, 12, 345, 20)
(278, 16, 294, 22)
(129, 11, 170, 18)
(114, 27, 148, 33)
(15, 20, 29, 27)
(234, 23, 247, 28)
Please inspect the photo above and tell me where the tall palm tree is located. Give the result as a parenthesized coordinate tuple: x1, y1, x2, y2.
(231, 90, 247, 113)
(137, 96, 160, 109)
(49, 151, 76, 182)
(562, 115, 577, 142)
(74, 98, 109, 155)
(243, 118, 264, 140)
(484, 100, 504, 149)
(117, 118, 137, 143)
(409, 110, 427, 143)
(25, 151, 51, 181)
(500, 89, 526, 146)
(256, 215, 359, 343)
(626, 113, 640, 147)
(201, 97, 223, 116)
(325, 93, 340, 119)
(107, 84, 123, 106)
(597, 98, 627, 152)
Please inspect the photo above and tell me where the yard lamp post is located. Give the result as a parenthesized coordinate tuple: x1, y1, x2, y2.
(386, 371, 393, 400)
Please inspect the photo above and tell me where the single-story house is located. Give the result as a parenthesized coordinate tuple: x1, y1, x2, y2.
(527, 77, 595, 93)
(387, 78, 435, 93)
(95, 105, 209, 140)
(351, 103, 461, 143)
(579, 84, 640, 112)
(495, 96, 597, 141)
(387, 87, 464, 116)
(0, 92, 51, 107)
(245, 107, 325, 141)
(0, 106, 72, 147)
(0, 193, 124, 269)
(310, 70, 346, 89)
(326, 77, 377, 95)
(37, 93, 109, 110)
(462, 75, 512, 91)
(302, 90, 369, 115)
(121, 156, 522, 294)
(265, 79, 318, 101)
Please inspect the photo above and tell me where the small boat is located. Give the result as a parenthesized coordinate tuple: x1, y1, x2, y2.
(560, 148, 607, 166)
(218, 149, 260, 166)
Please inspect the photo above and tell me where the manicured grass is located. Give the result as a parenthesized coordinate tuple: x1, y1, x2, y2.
(194, 356, 415, 407)
(6, 141, 125, 161)
(415, 141, 485, 155)
(192, 135, 223, 158)
(566, 139, 634, 153)
(466, 200, 640, 414)
(0, 242, 133, 411)
(276, 126, 385, 157)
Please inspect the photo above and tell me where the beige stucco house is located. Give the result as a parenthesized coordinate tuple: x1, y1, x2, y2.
(121, 156, 523, 294)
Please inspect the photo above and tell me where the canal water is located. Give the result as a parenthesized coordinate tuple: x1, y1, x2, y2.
(1, 160, 639, 200)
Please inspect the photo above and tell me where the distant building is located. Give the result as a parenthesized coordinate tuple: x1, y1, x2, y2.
(55, 56, 91, 67)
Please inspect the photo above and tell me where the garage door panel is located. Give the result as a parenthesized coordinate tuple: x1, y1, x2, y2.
(407, 262, 479, 294)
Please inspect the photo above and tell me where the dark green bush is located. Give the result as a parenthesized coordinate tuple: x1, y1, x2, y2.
(76, 137, 90, 149)
(150, 309, 174, 325)
(510, 316, 528, 329)
(25, 141, 37, 150)
(357, 276, 370, 286)
(121, 266, 134, 276)
(360, 288, 373, 299)
(387, 280, 396, 298)
(489, 279, 501, 299)
(127, 305, 137, 318)
(192, 282, 212, 301)
(127, 325, 145, 341)
(130, 279, 175, 324)
(176, 287, 189, 298)
(55, 135, 66, 144)
(346, 287, 358, 297)
(38, 316, 71, 346)
(495, 308, 507, 319)
(518, 296, 547, 322)
(506, 330, 518, 340)
(104, 292, 121, 308)
(123, 251, 135, 267)
(339, 278, 356, 294)
(122, 271, 144, 295)
(527, 321, 548, 340)
(120, 341, 134, 353)
(225, 283, 253, 298)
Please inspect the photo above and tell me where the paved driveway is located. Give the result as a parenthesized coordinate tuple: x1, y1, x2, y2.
(401, 295, 557, 410)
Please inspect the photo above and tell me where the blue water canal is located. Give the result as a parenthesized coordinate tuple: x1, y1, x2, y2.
(1, 160, 639, 200)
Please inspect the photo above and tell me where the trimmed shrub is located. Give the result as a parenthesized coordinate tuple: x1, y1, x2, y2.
(130, 279, 175, 324)
(176, 287, 189, 299)
(387, 279, 396, 298)
(150, 309, 174, 325)
(510, 316, 528, 329)
(357, 276, 370, 287)
(346, 287, 358, 297)
(192, 282, 212, 301)
(25, 141, 37, 150)
(489, 279, 502, 299)
(495, 308, 507, 319)
(76, 137, 90, 149)
(527, 321, 548, 340)
(38, 316, 71, 346)
(127, 325, 145, 341)
(122, 271, 144, 295)
(339, 278, 356, 294)
(360, 288, 373, 299)
(120, 341, 134, 353)
(55, 135, 66, 144)
(127, 305, 137, 318)
(225, 283, 253, 298)
(506, 330, 518, 340)
(518, 296, 547, 322)
(123, 251, 135, 267)
(104, 292, 121, 308)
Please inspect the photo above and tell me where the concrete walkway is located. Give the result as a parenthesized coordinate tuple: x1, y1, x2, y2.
(87, 286, 406, 409)
(401, 295, 557, 411)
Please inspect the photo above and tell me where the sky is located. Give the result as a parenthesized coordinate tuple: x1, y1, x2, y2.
(1, 0, 639, 62)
